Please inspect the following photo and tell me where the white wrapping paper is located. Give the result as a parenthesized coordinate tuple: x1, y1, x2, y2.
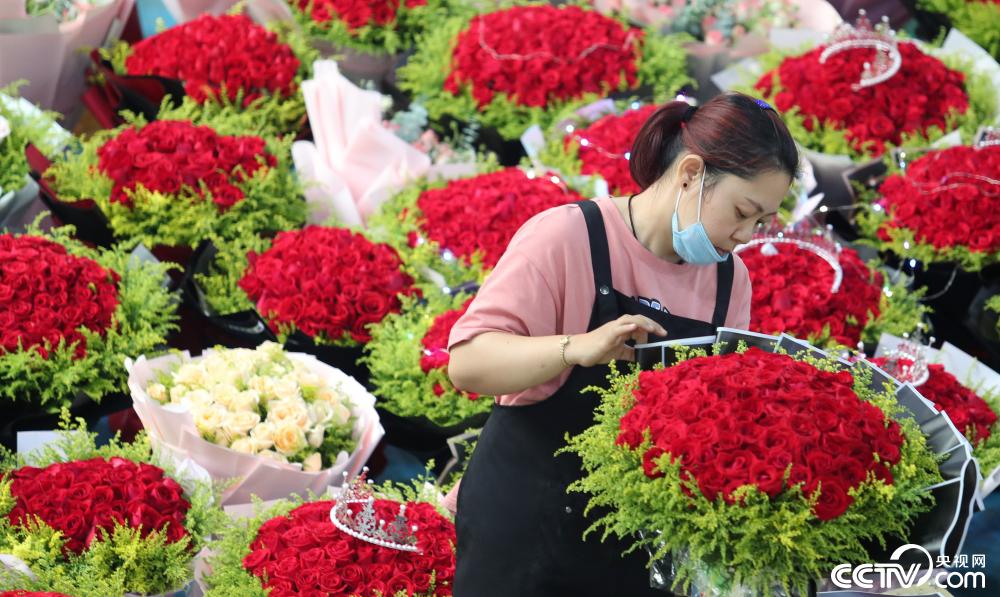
(127, 349, 385, 506)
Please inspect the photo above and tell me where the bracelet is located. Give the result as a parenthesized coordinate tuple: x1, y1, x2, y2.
(559, 335, 572, 368)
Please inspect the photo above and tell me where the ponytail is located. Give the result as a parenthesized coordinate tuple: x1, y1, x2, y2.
(628, 92, 799, 190)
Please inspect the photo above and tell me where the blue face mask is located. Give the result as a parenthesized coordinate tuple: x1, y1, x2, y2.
(671, 169, 728, 264)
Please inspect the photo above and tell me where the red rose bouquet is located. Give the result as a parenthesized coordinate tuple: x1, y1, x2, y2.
(856, 144, 1000, 273)
(399, 3, 691, 140)
(872, 354, 1000, 492)
(43, 114, 305, 251)
(918, 0, 1000, 57)
(0, 223, 175, 411)
(202, 476, 455, 596)
(102, 13, 315, 135)
(368, 167, 584, 288)
(539, 102, 660, 196)
(564, 338, 948, 595)
(737, 240, 927, 349)
(0, 418, 223, 596)
(740, 31, 997, 159)
(363, 292, 491, 428)
(197, 226, 419, 347)
(288, 0, 452, 56)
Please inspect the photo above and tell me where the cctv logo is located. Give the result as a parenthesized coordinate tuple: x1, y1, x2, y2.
(831, 544, 987, 590)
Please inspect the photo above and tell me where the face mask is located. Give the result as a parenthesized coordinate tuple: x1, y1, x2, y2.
(671, 169, 728, 264)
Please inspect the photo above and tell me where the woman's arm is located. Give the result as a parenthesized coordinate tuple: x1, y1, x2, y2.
(448, 315, 667, 396)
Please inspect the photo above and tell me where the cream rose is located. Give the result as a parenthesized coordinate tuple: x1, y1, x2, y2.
(229, 390, 260, 413)
(182, 389, 214, 411)
(229, 437, 257, 454)
(272, 422, 307, 456)
(146, 383, 168, 403)
(308, 401, 335, 427)
(221, 410, 261, 439)
(174, 363, 208, 387)
(307, 425, 326, 449)
(266, 398, 310, 429)
(271, 376, 300, 402)
(302, 452, 323, 472)
(250, 421, 277, 448)
(193, 405, 227, 438)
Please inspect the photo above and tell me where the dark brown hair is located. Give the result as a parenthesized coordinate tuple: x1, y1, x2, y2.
(629, 92, 799, 190)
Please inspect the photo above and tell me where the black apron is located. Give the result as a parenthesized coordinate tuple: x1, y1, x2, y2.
(454, 200, 734, 596)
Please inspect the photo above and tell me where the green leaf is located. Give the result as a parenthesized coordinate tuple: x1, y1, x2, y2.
(0, 221, 178, 409)
(361, 293, 493, 426)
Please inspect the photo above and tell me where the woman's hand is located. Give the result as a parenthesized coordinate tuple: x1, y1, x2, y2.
(564, 315, 667, 367)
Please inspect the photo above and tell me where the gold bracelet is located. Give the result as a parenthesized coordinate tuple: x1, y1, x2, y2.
(559, 335, 572, 368)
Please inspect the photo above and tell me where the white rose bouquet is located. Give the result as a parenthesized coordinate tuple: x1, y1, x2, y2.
(145, 342, 356, 471)
(128, 342, 384, 505)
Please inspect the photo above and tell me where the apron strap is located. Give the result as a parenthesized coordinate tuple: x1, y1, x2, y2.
(576, 201, 618, 324)
(711, 254, 734, 327)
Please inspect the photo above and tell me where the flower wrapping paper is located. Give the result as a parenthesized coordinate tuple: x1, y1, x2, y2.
(876, 332, 1000, 499)
(0, 0, 134, 119)
(127, 349, 384, 506)
(291, 60, 432, 226)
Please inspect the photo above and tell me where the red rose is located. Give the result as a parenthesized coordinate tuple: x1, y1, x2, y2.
(8, 458, 189, 556)
(416, 168, 583, 268)
(238, 227, 416, 344)
(755, 42, 970, 157)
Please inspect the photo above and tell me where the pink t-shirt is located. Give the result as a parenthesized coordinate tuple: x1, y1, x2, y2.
(442, 197, 752, 513)
(447, 196, 752, 406)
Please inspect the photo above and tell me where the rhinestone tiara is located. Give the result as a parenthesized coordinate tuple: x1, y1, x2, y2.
(329, 468, 422, 553)
(877, 340, 930, 386)
(735, 219, 844, 294)
(819, 10, 901, 91)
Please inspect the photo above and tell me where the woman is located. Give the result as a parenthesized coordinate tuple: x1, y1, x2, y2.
(445, 92, 799, 596)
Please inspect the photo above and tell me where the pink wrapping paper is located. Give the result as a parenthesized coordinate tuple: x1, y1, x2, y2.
(0, 0, 135, 120)
(292, 60, 431, 226)
(126, 349, 385, 507)
(161, 0, 240, 23)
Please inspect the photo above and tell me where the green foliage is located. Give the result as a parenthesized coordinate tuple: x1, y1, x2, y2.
(44, 109, 306, 250)
(919, 0, 1000, 60)
(195, 233, 272, 316)
(0, 86, 30, 194)
(398, 4, 692, 141)
(0, 81, 68, 193)
(859, 271, 930, 347)
(291, 0, 460, 56)
(987, 294, 1000, 335)
(732, 42, 998, 159)
(856, 201, 999, 273)
(361, 293, 493, 426)
(0, 415, 226, 596)
(562, 348, 942, 596)
(0, 221, 177, 410)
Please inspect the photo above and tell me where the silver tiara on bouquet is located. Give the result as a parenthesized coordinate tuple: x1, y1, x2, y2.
(876, 339, 931, 386)
(330, 468, 422, 553)
(819, 10, 901, 90)
(735, 218, 844, 293)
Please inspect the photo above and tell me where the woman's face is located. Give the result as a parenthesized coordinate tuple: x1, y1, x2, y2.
(684, 169, 792, 255)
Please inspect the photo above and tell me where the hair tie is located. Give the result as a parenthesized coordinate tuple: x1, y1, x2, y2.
(683, 104, 698, 122)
